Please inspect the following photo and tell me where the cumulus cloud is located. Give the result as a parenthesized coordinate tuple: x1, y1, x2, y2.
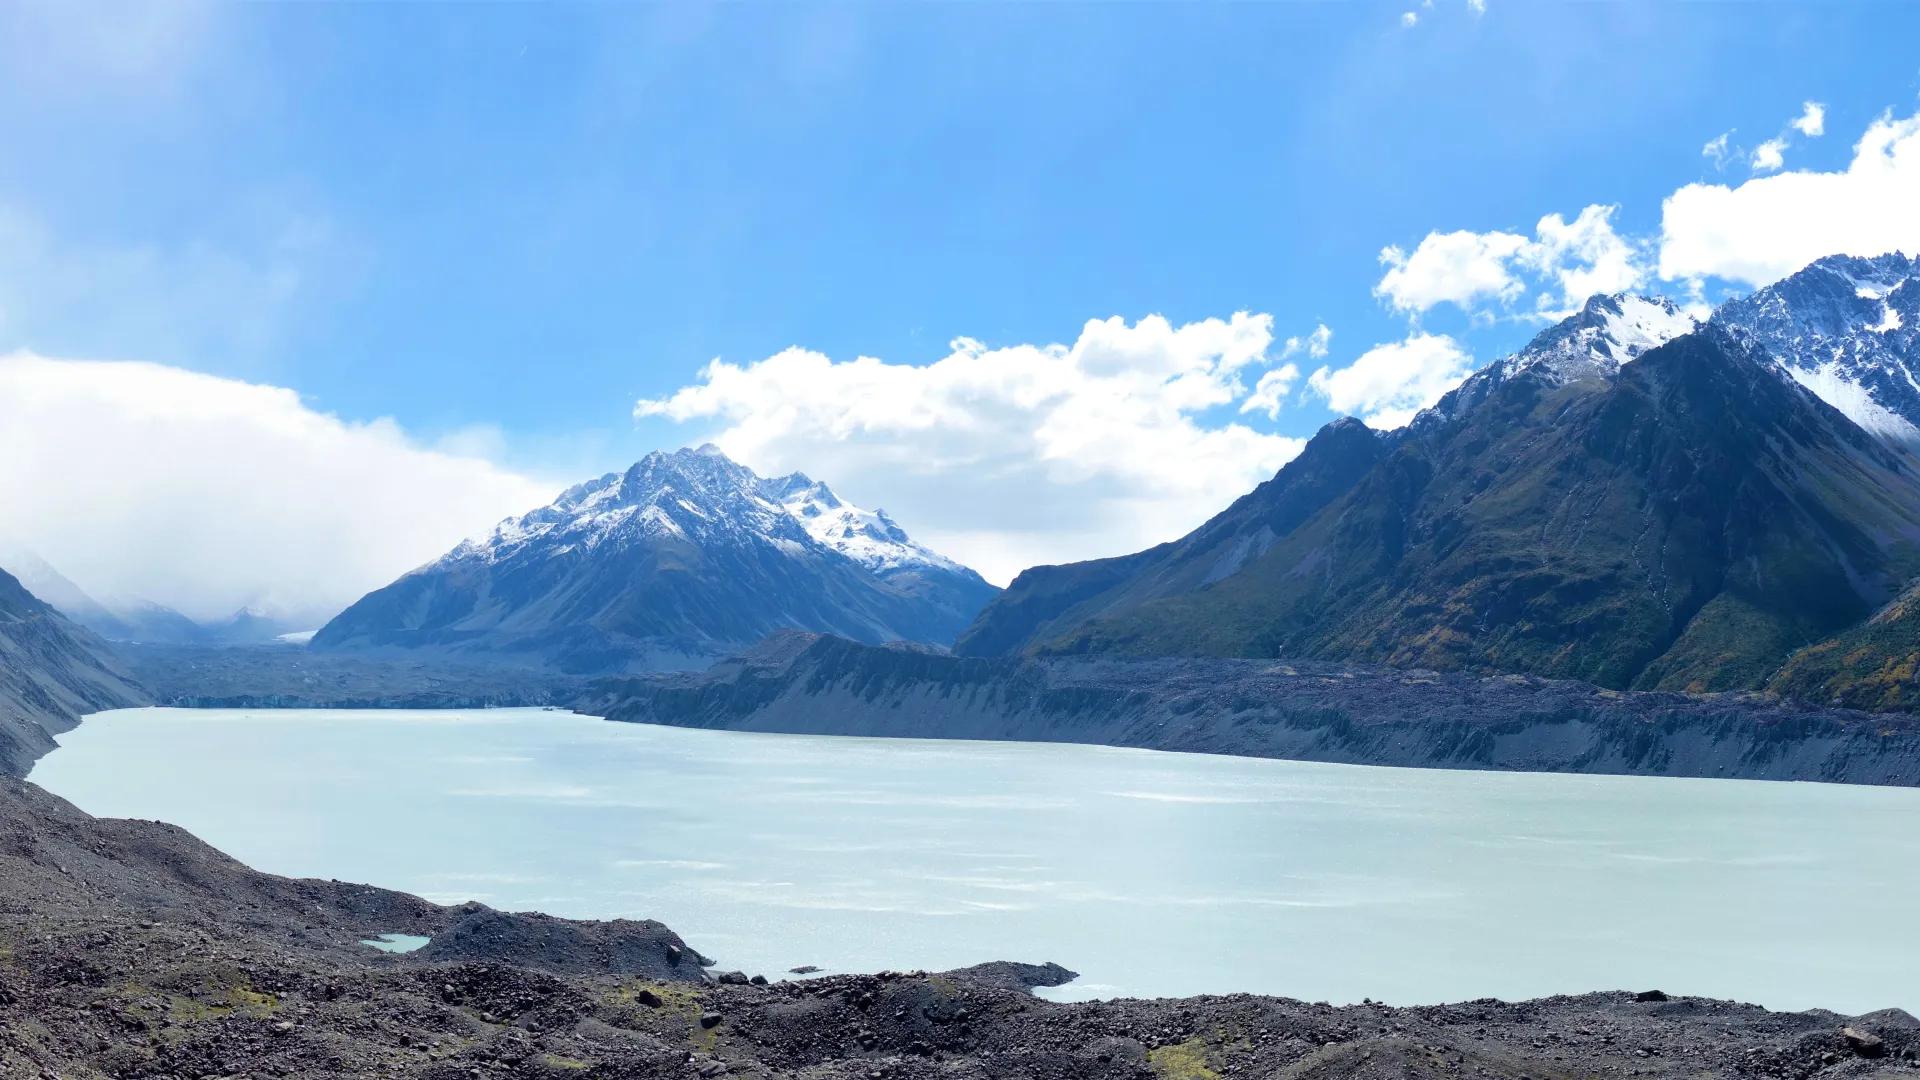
(1401, 11, 1419, 28)
(1791, 101, 1826, 138)
(634, 314, 1307, 583)
(0, 353, 555, 623)
(1304, 333, 1474, 430)
(1660, 108, 1920, 287)
(1375, 205, 1647, 318)
(1375, 229, 1531, 316)
(1522, 205, 1649, 313)
(1750, 136, 1788, 173)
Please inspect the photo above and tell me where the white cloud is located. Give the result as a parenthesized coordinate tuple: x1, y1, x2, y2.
(1791, 101, 1826, 138)
(1750, 136, 1787, 173)
(1742, 102, 1826, 176)
(1660, 108, 1920, 287)
(1375, 230, 1531, 315)
(1468, 0, 1487, 14)
(1401, 11, 1419, 28)
(634, 314, 1307, 584)
(1702, 131, 1734, 170)
(1375, 205, 1647, 318)
(1239, 364, 1302, 421)
(1304, 333, 1474, 430)
(1281, 323, 1333, 360)
(1522, 205, 1649, 313)
(0, 353, 555, 623)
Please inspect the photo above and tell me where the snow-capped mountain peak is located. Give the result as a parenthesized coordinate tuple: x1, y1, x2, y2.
(447, 446, 967, 581)
(1714, 252, 1920, 444)
(317, 444, 999, 672)
(450, 446, 813, 566)
(761, 472, 964, 576)
(1411, 292, 1698, 432)
(1493, 293, 1700, 385)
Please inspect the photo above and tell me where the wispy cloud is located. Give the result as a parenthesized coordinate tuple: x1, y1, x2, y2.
(0, 201, 359, 374)
(1701, 131, 1734, 170)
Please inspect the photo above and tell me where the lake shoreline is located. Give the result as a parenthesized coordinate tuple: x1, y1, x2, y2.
(6, 670, 1916, 1077)
(121, 636, 1920, 788)
(37, 706, 1920, 1014)
(6, 719, 1916, 1078)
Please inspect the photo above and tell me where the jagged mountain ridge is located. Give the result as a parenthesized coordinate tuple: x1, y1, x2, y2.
(954, 417, 1392, 657)
(1715, 252, 1920, 443)
(957, 291, 1707, 662)
(312, 445, 996, 673)
(760, 469, 999, 632)
(1041, 325, 1920, 691)
(957, 257, 1920, 697)
(1412, 293, 1699, 432)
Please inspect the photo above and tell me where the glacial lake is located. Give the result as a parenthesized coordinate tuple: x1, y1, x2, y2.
(33, 707, 1920, 1014)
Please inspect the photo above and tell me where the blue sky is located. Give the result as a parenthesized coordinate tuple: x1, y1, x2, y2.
(3, 1, 1919, 614)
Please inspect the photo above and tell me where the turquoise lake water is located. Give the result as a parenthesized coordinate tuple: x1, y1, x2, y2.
(32, 706, 1920, 1013)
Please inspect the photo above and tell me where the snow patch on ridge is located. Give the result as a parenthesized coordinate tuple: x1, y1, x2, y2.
(1781, 362, 1920, 443)
(1490, 294, 1700, 388)
(1597, 296, 1702, 366)
(764, 474, 965, 575)
(1713, 253, 1920, 447)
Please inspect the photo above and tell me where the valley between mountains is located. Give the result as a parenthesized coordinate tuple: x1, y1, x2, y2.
(9, 252, 1920, 1079)
(266, 254, 1920, 717)
(79, 252, 1920, 789)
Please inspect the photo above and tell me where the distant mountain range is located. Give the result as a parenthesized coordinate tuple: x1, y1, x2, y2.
(312, 445, 998, 672)
(959, 253, 1920, 702)
(0, 548, 308, 646)
(62, 251, 1920, 709)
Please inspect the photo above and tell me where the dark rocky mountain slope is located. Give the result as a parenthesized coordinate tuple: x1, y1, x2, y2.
(1767, 579, 1920, 711)
(957, 267, 1920, 702)
(954, 416, 1391, 657)
(313, 446, 995, 673)
(1048, 326, 1920, 692)
(0, 546, 214, 644)
(581, 632, 1920, 787)
(0, 565, 147, 773)
(957, 294, 1704, 665)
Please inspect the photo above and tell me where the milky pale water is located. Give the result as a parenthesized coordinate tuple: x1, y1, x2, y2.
(32, 708, 1920, 1013)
